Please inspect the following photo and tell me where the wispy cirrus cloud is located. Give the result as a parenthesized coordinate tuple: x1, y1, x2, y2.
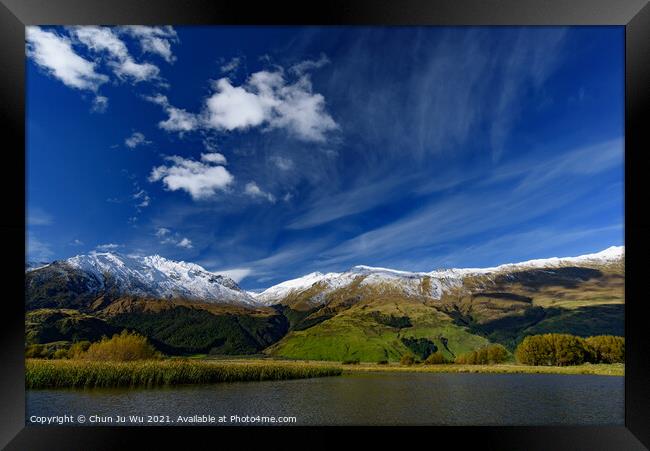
(420, 223, 624, 271)
(95, 243, 122, 251)
(220, 56, 242, 74)
(27, 235, 54, 262)
(27, 207, 53, 226)
(316, 137, 623, 269)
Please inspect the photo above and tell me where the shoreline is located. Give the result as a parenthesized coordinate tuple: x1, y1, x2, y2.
(208, 358, 624, 377)
(26, 358, 624, 389)
(339, 363, 624, 376)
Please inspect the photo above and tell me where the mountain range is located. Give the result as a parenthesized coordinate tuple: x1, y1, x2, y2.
(25, 247, 625, 361)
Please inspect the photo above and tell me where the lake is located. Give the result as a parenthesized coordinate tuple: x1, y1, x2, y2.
(26, 372, 624, 426)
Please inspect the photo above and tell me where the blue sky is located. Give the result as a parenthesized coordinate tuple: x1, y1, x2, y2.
(26, 26, 624, 289)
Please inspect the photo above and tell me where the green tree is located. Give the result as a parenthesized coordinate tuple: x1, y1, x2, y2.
(551, 334, 589, 366)
(516, 333, 596, 366)
(515, 335, 555, 365)
(586, 335, 624, 363)
(455, 344, 509, 365)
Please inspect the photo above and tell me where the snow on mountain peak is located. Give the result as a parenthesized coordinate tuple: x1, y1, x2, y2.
(30, 246, 624, 307)
(253, 271, 339, 304)
(255, 246, 624, 305)
(62, 252, 257, 305)
(456, 245, 624, 274)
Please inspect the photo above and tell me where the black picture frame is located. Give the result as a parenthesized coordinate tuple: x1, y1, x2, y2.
(1, 0, 648, 449)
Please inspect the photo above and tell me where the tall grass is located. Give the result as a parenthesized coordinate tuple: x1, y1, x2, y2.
(26, 359, 342, 389)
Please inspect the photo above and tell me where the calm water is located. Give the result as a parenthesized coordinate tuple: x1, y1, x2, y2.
(26, 372, 624, 426)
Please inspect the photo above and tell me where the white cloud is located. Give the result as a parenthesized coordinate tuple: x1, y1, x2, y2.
(92, 95, 109, 113)
(220, 56, 241, 74)
(73, 26, 129, 59)
(132, 189, 151, 208)
(244, 182, 276, 203)
(71, 26, 160, 83)
(205, 78, 269, 130)
(112, 58, 159, 83)
(125, 131, 151, 149)
(96, 243, 121, 251)
(289, 53, 330, 75)
(149, 154, 234, 200)
(70, 239, 84, 246)
(200, 152, 227, 165)
(160, 107, 198, 132)
(215, 267, 252, 283)
(177, 237, 193, 249)
(155, 227, 192, 249)
(148, 58, 337, 141)
(155, 227, 171, 237)
(266, 75, 337, 142)
(206, 70, 338, 141)
(121, 26, 178, 63)
(26, 26, 109, 91)
(144, 94, 199, 132)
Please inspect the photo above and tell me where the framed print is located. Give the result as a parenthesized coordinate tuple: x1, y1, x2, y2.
(1, 0, 649, 449)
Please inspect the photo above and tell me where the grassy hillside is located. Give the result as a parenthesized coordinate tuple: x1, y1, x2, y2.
(267, 297, 489, 362)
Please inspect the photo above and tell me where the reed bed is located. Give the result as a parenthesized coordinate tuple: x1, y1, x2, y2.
(26, 359, 342, 389)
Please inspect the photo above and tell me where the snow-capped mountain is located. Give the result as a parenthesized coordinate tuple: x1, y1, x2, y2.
(254, 246, 624, 305)
(27, 252, 257, 306)
(26, 246, 623, 309)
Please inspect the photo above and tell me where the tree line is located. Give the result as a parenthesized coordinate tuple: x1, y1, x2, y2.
(515, 334, 624, 366)
(396, 334, 624, 366)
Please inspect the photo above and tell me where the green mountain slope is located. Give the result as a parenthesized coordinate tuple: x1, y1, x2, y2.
(266, 296, 489, 361)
